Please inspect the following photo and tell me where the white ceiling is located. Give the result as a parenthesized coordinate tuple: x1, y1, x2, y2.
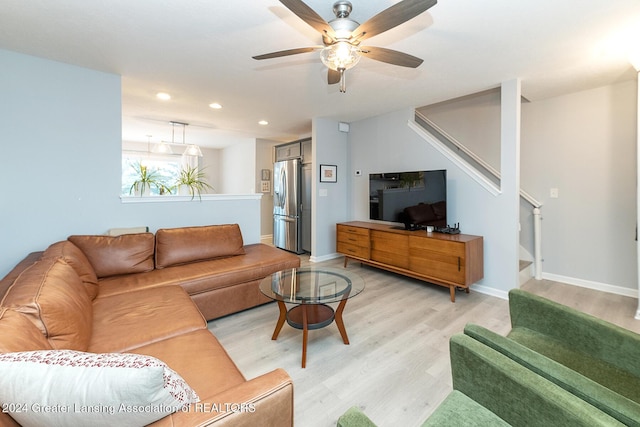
(1, 0, 639, 148)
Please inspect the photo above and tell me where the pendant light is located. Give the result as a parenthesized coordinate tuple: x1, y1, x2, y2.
(169, 121, 202, 157)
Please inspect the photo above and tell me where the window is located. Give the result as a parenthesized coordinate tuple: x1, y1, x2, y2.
(121, 151, 196, 196)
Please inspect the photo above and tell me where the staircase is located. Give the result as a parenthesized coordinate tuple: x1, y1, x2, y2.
(412, 110, 543, 283)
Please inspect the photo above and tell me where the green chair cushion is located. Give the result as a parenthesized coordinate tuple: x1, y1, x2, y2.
(421, 390, 511, 427)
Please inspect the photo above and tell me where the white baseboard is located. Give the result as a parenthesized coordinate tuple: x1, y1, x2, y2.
(472, 284, 509, 300)
(260, 234, 273, 245)
(309, 252, 342, 263)
(541, 272, 637, 298)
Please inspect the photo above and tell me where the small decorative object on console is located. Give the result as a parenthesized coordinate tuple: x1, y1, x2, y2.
(434, 223, 461, 235)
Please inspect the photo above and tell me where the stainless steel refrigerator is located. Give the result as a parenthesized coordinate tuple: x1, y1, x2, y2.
(273, 158, 304, 254)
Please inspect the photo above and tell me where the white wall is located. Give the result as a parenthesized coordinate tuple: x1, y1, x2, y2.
(199, 146, 221, 193)
(0, 49, 262, 278)
(256, 138, 279, 238)
(220, 139, 256, 194)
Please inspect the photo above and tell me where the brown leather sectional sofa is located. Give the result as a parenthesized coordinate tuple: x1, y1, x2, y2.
(0, 224, 300, 426)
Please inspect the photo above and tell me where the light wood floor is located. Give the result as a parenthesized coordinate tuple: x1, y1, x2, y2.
(207, 255, 640, 427)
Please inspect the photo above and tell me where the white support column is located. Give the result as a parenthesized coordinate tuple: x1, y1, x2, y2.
(501, 79, 522, 289)
(533, 207, 543, 280)
(635, 70, 640, 319)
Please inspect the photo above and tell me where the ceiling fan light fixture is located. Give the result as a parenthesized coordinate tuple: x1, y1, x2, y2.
(320, 41, 361, 71)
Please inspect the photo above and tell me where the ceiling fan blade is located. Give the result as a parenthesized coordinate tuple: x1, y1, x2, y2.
(252, 46, 320, 60)
(279, 0, 335, 39)
(351, 0, 437, 43)
(328, 69, 341, 85)
(360, 46, 424, 68)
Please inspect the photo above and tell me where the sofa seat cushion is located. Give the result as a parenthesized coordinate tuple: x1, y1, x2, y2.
(0, 349, 199, 427)
(43, 241, 99, 299)
(155, 224, 245, 269)
(68, 233, 155, 278)
(421, 390, 511, 427)
(1, 257, 92, 351)
(129, 329, 246, 400)
(0, 308, 52, 353)
(507, 327, 640, 404)
(89, 286, 206, 353)
(97, 244, 300, 299)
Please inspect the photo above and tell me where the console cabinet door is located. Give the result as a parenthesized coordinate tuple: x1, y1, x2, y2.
(371, 230, 409, 269)
(409, 236, 465, 285)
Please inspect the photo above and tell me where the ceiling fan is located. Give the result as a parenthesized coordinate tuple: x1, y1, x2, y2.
(253, 0, 437, 93)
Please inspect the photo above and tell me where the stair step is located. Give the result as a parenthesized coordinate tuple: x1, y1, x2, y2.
(519, 260, 532, 271)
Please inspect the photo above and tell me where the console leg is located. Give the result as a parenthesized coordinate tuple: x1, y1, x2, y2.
(343, 257, 349, 268)
(449, 286, 456, 303)
(272, 301, 287, 340)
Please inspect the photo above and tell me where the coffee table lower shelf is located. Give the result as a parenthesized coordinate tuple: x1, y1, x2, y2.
(272, 300, 350, 368)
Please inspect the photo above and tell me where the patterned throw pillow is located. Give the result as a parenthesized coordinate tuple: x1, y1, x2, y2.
(0, 350, 199, 427)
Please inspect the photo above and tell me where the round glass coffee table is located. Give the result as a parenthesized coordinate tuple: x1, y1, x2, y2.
(259, 266, 364, 368)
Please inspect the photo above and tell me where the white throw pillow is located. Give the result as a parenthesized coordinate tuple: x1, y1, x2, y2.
(0, 350, 199, 427)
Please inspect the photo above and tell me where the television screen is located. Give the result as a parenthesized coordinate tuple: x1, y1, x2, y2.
(369, 170, 447, 227)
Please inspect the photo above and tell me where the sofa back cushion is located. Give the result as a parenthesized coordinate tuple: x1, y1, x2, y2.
(0, 258, 92, 351)
(68, 233, 155, 278)
(155, 224, 245, 269)
(43, 240, 99, 299)
(0, 307, 53, 353)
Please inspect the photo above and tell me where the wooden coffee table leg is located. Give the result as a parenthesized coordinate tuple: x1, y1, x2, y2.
(335, 298, 350, 345)
(301, 304, 308, 368)
(272, 300, 287, 340)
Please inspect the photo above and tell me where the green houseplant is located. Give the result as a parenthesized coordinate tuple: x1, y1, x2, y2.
(174, 165, 214, 200)
(128, 162, 171, 196)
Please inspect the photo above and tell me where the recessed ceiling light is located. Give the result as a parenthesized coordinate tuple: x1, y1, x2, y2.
(258, 120, 269, 126)
(209, 102, 222, 109)
(156, 92, 171, 101)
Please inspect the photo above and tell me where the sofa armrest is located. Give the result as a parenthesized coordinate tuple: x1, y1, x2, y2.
(450, 333, 625, 426)
(508, 289, 640, 378)
(464, 323, 640, 426)
(148, 368, 293, 427)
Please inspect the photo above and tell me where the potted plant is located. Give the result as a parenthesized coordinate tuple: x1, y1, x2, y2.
(174, 165, 214, 200)
(128, 162, 171, 196)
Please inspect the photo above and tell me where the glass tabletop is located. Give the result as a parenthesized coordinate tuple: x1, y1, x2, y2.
(259, 266, 365, 304)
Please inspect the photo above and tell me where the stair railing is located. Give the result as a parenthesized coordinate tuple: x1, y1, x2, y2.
(413, 110, 543, 280)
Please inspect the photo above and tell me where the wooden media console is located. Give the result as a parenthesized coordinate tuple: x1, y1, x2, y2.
(336, 221, 484, 302)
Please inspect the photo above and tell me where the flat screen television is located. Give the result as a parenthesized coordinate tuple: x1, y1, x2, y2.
(369, 169, 447, 228)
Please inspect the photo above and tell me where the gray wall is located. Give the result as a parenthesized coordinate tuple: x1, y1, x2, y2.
(0, 49, 262, 278)
(417, 80, 638, 294)
(311, 118, 349, 261)
(346, 108, 517, 298)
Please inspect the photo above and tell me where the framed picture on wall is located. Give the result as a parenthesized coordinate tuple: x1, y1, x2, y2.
(320, 164, 337, 183)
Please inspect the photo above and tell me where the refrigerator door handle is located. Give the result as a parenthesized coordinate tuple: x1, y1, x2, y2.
(281, 217, 296, 223)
